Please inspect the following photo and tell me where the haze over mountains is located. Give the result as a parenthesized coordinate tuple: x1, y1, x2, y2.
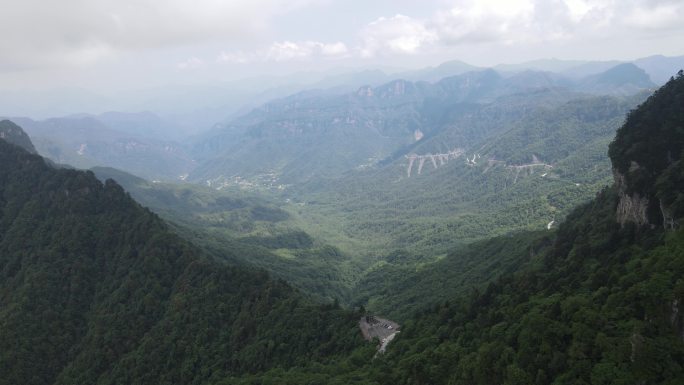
(1, 69, 682, 384)
(1, 55, 672, 307)
(4, 57, 674, 185)
(2, 55, 680, 124)
(190, 62, 655, 186)
(6, 114, 194, 181)
(2, 0, 684, 382)
(2, 58, 671, 276)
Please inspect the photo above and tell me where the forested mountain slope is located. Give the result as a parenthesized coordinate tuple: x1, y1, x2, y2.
(190, 65, 654, 187)
(0, 71, 681, 385)
(370, 71, 684, 380)
(90, 79, 654, 314)
(0, 119, 36, 153)
(239, 72, 684, 385)
(91, 166, 363, 303)
(0, 129, 366, 385)
(288, 91, 648, 259)
(376, 71, 684, 384)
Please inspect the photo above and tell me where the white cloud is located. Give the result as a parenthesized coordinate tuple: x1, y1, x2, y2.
(564, 0, 592, 22)
(320, 42, 349, 56)
(359, 14, 438, 57)
(217, 41, 349, 63)
(621, 2, 684, 30)
(267, 41, 317, 61)
(177, 57, 205, 70)
(1, 0, 682, 81)
(0, 0, 320, 71)
(352, 0, 684, 60)
(216, 51, 254, 65)
(432, 0, 535, 45)
(217, 1, 684, 64)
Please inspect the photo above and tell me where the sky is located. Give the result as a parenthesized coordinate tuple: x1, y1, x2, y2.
(0, 0, 683, 93)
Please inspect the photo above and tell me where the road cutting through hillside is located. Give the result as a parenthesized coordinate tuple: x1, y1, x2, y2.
(359, 316, 400, 355)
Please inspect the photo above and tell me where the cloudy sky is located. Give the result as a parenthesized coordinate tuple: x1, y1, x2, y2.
(1, 0, 683, 92)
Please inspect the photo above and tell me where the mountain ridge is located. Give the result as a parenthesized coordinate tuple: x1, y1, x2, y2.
(0, 119, 37, 154)
(190, 64, 657, 187)
(0, 125, 366, 385)
(238, 59, 684, 385)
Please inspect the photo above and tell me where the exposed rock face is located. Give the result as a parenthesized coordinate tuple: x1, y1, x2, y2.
(671, 299, 684, 342)
(661, 200, 678, 230)
(608, 73, 684, 229)
(630, 332, 645, 363)
(614, 169, 651, 227)
(613, 165, 679, 229)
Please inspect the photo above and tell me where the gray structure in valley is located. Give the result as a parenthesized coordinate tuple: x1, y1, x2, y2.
(359, 315, 400, 354)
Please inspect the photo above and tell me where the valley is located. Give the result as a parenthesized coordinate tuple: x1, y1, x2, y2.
(1, 50, 683, 384)
(16, 65, 655, 308)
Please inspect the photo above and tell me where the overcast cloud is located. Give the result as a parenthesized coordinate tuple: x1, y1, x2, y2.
(0, 0, 682, 91)
(0, 0, 321, 70)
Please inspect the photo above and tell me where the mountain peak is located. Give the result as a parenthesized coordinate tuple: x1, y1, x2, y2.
(0, 120, 37, 154)
(609, 70, 684, 228)
(595, 63, 654, 87)
(576, 63, 655, 95)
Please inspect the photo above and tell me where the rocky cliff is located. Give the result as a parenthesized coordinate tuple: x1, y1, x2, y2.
(609, 70, 684, 228)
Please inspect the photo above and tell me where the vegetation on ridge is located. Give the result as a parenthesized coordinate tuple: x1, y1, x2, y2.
(0, 137, 366, 385)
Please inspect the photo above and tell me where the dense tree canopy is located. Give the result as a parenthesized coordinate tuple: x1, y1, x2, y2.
(0, 69, 682, 384)
(0, 138, 365, 385)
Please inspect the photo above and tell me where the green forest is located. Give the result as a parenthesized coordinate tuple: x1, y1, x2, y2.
(234, 71, 684, 384)
(0, 72, 683, 384)
(0, 137, 367, 384)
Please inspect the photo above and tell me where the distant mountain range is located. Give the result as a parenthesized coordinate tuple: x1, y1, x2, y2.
(8, 62, 660, 262)
(189, 63, 657, 187)
(1, 66, 682, 385)
(1, 54, 680, 130)
(5, 113, 195, 181)
(4, 61, 670, 265)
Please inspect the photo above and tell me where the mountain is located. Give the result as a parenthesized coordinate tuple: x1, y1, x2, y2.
(397, 60, 482, 82)
(0, 124, 367, 385)
(91, 166, 362, 303)
(241, 61, 684, 385)
(190, 66, 657, 188)
(282, 90, 647, 260)
(494, 55, 683, 86)
(363, 70, 684, 385)
(189, 69, 568, 186)
(308, 69, 391, 90)
(95, 110, 185, 141)
(2, 72, 682, 385)
(634, 55, 684, 84)
(189, 78, 430, 185)
(495, 58, 592, 73)
(6, 65, 655, 311)
(577, 63, 656, 95)
(185, 67, 656, 270)
(609, 69, 684, 228)
(8, 115, 195, 180)
(353, 72, 680, 319)
(561, 60, 625, 78)
(352, 231, 548, 320)
(0, 119, 36, 153)
(94, 90, 646, 307)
